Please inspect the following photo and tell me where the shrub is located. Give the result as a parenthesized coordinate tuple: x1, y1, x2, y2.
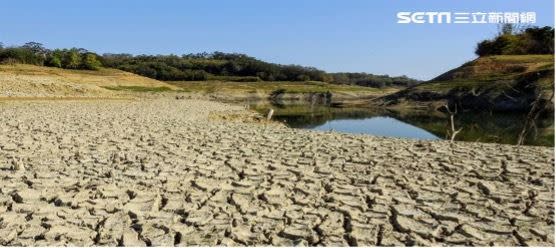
(46, 52, 63, 68)
(81, 53, 102, 70)
(475, 25, 554, 56)
(47, 56, 62, 68)
(63, 50, 81, 69)
(0, 47, 44, 65)
(208, 75, 261, 82)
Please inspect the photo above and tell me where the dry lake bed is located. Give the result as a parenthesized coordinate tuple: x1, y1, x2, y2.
(0, 98, 554, 246)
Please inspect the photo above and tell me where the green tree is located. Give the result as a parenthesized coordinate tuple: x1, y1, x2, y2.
(45, 49, 63, 68)
(22, 42, 47, 55)
(523, 26, 555, 54)
(47, 55, 62, 68)
(499, 23, 515, 35)
(63, 49, 81, 69)
(81, 53, 102, 70)
(0, 47, 43, 65)
(476, 25, 554, 56)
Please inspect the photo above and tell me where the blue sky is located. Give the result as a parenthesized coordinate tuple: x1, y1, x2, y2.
(0, 0, 553, 80)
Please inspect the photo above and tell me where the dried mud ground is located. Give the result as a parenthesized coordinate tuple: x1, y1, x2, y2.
(0, 98, 554, 246)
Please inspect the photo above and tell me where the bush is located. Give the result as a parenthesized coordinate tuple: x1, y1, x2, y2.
(46, 52, 62, 68)
(0, 47, 44, 65)
(0, 43, 104, 70)
(63, 50, 81, 69)
(81, 53, 102, 70)
(100, 52, 331, 82)
(47, 56, 62, 68)
(475, 25, 554, 56)
(329, 72, 420, 88)
(207, 75, 261, 82)
(182, 70, 208, 81)
(0, 58, 18, 65)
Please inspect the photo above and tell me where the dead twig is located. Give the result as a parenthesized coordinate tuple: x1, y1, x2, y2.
(266, 108, 274, 121)
(517, 87, 553, 145)
(444, 104, 462, 142)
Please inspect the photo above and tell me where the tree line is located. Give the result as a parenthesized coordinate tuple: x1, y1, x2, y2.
(0, 41, 419, 87)
(0, 42, 102, 70)
(475, 25, 554, 56)
(101, 52, 334, 82)
(329, 73, 420, 88)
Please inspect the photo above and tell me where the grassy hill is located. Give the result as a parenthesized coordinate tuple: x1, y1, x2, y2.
(0, 64, 178, 98)
(169, 80, 398, 103)
(382, 55, 554, 112)
(0, 64, 397, 102)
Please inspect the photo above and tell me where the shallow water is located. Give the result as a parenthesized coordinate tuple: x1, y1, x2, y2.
(250, 103, 554, 146)
(312, 116, 439, 140)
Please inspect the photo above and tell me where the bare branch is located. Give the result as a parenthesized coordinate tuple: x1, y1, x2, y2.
(266, 109, 274, 121)
(444, 104, 462, 142)
(517, 87, 553, 145)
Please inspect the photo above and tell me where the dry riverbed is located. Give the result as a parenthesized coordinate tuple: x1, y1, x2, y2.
(0, 98, 554, 246)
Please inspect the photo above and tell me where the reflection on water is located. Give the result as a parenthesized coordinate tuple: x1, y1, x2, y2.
(249, 102, 554, 146)
(312, 117, 439, 140)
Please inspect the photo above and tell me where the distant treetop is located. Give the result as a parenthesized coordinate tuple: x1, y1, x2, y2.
(0, 42, 102, 70)
(475, 25, 554, 56)
(0, 42, 419, 87)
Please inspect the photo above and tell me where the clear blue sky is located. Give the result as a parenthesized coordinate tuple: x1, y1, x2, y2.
(0, 0, 553, 80)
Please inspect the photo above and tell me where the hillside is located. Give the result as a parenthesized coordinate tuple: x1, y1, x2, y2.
(381, 55, 554, 112)
(169, 81, 398, 103)
(0, 64, 398, 102)
(0, 64, 177, 98)
(1, 42, 420, 88)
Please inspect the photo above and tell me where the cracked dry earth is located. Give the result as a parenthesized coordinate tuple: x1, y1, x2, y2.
(0, 99, 554, 246)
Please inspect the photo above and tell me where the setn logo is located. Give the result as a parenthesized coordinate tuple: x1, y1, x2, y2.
(397, 11, 537, 24)
(397, 12, 451, 24)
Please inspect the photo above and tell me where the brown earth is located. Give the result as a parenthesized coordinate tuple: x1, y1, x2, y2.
(0, 98, 553, 246)
(0, 64, 177, 98)
(380, 55, 555, 112)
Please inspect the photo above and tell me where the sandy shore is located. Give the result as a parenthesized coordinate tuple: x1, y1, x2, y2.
(0, 98, 553, 246)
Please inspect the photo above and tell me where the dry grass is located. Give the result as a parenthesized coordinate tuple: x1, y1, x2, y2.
(418, 54, 554, 93)
(169, 80, 397, 97)
(0, 64, 177, 88)
(0, 64, 178, 98)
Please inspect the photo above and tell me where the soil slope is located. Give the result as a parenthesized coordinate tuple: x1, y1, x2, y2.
(0, 64, 178, 98)
(382, 55, 554, 112)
